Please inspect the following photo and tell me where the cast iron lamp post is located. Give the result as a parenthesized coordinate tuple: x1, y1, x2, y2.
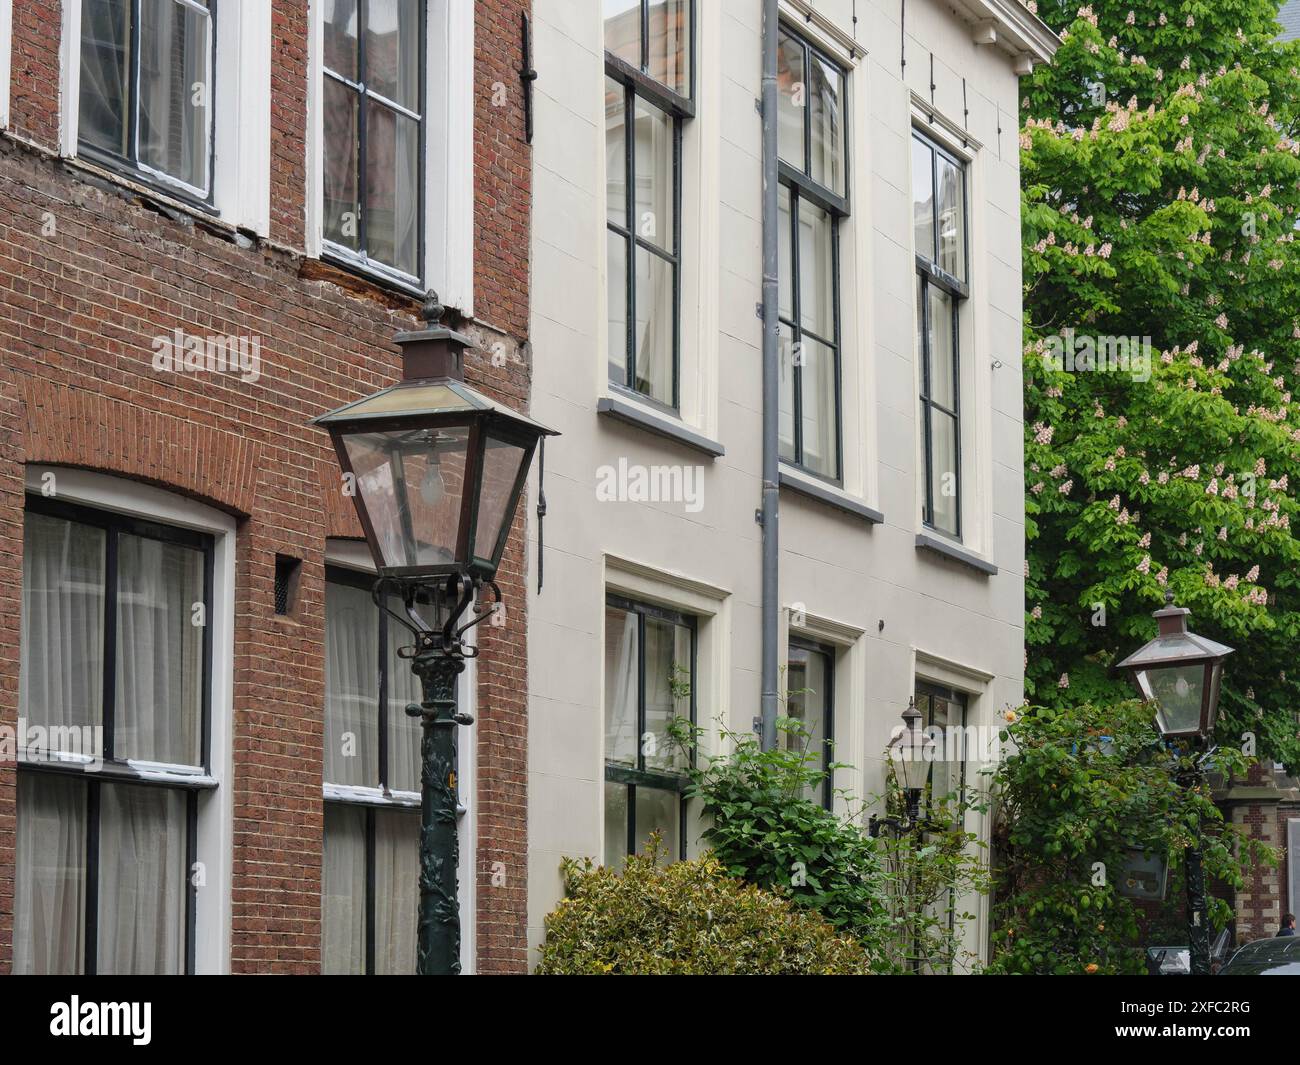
(1117, 591, 1234, 976)
(869, 699, 936, 836)
(313, 292, 556, 975)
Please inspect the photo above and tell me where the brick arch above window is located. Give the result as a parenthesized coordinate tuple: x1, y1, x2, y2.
(17, 377, 260, 518)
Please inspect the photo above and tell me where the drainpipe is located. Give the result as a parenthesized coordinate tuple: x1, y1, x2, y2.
(759, 0, 780, 750)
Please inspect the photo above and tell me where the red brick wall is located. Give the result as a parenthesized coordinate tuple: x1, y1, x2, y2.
(0, 0, 533, 974)
(1227, 764, 1298, 945)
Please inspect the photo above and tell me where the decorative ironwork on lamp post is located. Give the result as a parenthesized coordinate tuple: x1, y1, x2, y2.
(1117, 591, 1234, 977)
(313, 292, 557, 974)
(869, 698, 936, 837)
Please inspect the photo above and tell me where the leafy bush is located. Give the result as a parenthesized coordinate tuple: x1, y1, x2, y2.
(676, 721, 892, 952)
(988, 700, 1274, 975)
(535, 838, 871, 975)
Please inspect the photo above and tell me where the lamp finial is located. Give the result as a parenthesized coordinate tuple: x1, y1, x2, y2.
(422, 290, 444, 327)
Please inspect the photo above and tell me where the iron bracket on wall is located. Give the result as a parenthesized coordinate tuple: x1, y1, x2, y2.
(521, 13, 538, 144)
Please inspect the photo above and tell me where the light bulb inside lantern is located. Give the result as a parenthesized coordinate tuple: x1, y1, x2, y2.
(420, 456, 446, 506)
(1174, 676, 1190, 698)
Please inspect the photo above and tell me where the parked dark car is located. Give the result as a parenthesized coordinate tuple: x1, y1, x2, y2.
(1218, 937, 1300, 975)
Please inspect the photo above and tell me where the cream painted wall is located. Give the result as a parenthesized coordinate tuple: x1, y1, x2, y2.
(525, 0, 1049, 969)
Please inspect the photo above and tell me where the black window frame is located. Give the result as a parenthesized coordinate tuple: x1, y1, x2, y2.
(603, 592, 697, 863)
(913, 679, 968, 816)
(913, 130, 969, 541)
(19, 494, 216, 976)
(319, 0, 428, 291)
(777, 25, 848, 484)
(786, 637, 835, 810)
(321, 564, 437, 975)
(77, 0, 219, 209)
(604, 2, 694, 415)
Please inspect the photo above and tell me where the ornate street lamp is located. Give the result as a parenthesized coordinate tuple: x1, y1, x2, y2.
(1115, 591, 1233, 739)
(313, 292, 556, 975)
(871, 699, 937, 836)
(1117, 592, 1234, 977)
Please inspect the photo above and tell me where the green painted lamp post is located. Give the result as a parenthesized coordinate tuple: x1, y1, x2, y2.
(1117, 592, 1234, 977)
(314, 292, 556, 974)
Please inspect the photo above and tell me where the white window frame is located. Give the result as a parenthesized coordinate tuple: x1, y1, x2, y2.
(908, 102, 993, 560)
(0, 0, 13, 130)
(597, 0, 717, 439)
(58, 0, 272, 235)
(600, 554, 731, 862)
(305, 0, 473, 309)
(25, 464, 236, 975)
(323, 538, 477, 973)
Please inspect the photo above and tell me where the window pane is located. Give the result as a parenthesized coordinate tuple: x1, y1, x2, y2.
(925, 284, 956, 410)
(79, 0, 131, 157)
(925, 689, 966, 805)
(138, 0, 212, 191)
(374, 809, 418, 974)
(604, 0, 642, 70)
(928, 408, 959, 536)
(799, 335, 838, 478)
(366, 0, 421, 111)
(809, 53, 844, 195)
(323, 78, 362, 252)
(387, 607, 422, 793)
(115, 534, 205, 766)
(798, 202, 835, 340)
(644, 617, 690, 772)
(321, 0, 359, 80)
(605, 78, 626, 227)
(778, 323, 796, 463)
(603, 782, 629, 867)
(364, 102, 420, 275)
(633, 247, 674, 404)
(607, 230, 629, 385)
(776, 30, 805, 172)
(633, 96, 674, 253)
(634, 786, 679, 860)
(325, 581, 380, 787)
(15, 774, 87, 974)
(787, 646, 830, 802)
(937, 154, 965, 280)
(912, 136, 935, 263)
(604, 606, 638, 766)
(97, 782, 186, 974)
(21, 513, 106, 751)
(646, 0, 690, 97)
(778, 184, 792, 321)
(473, 435, 527, 565)
(322, 803, 366, 974)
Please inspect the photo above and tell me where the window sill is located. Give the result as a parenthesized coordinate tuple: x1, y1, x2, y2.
(779, 466, 884, 524)
(914, 531, 997, 576)
(320, 245, 426, 301)
(64, 154, 233, 234)
(18, 756, 219, 789)
(597, 395, 725, 458)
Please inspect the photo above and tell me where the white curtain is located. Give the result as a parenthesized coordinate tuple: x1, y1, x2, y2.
(322, 804, 366, 973)
(386, 614, 423, 792)
(97, 783, 186, 974)
(15, 774, 86, 974)
(604, 607, 639, 764)
(137, 0, 211, 190)
(116, 534, 203, 765)
(374, 810, 418, 974)
(20, 513, 105, 745)
(325, 582, 379, 786)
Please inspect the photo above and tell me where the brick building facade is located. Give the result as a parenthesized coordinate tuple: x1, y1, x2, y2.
(0, 0, 534, 973)
(1225, 763, 1300, 945)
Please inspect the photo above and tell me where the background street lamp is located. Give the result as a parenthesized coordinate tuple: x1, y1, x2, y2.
(314, 292, 556, 975)
(1117, 591, 1234, 977)
(870, 699, 936, 836)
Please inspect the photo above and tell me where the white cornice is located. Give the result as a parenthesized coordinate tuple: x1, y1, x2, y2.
(946, 0, 1060, 68)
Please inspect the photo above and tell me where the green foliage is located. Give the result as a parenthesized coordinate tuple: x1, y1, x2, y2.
(535, 838, 871, 975)
(988, 700, 1274, 975)
(1021, 1, 1300, 772)
(675, 719, 988, 973)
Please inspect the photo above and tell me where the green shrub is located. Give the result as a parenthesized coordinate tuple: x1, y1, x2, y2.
(536, 838, 871, 975)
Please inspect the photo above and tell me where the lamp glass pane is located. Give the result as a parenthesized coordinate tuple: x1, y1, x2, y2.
(473, 434, 528, 565)
(342, 426, 469, 571)
(1144, 663, 1205, 736)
